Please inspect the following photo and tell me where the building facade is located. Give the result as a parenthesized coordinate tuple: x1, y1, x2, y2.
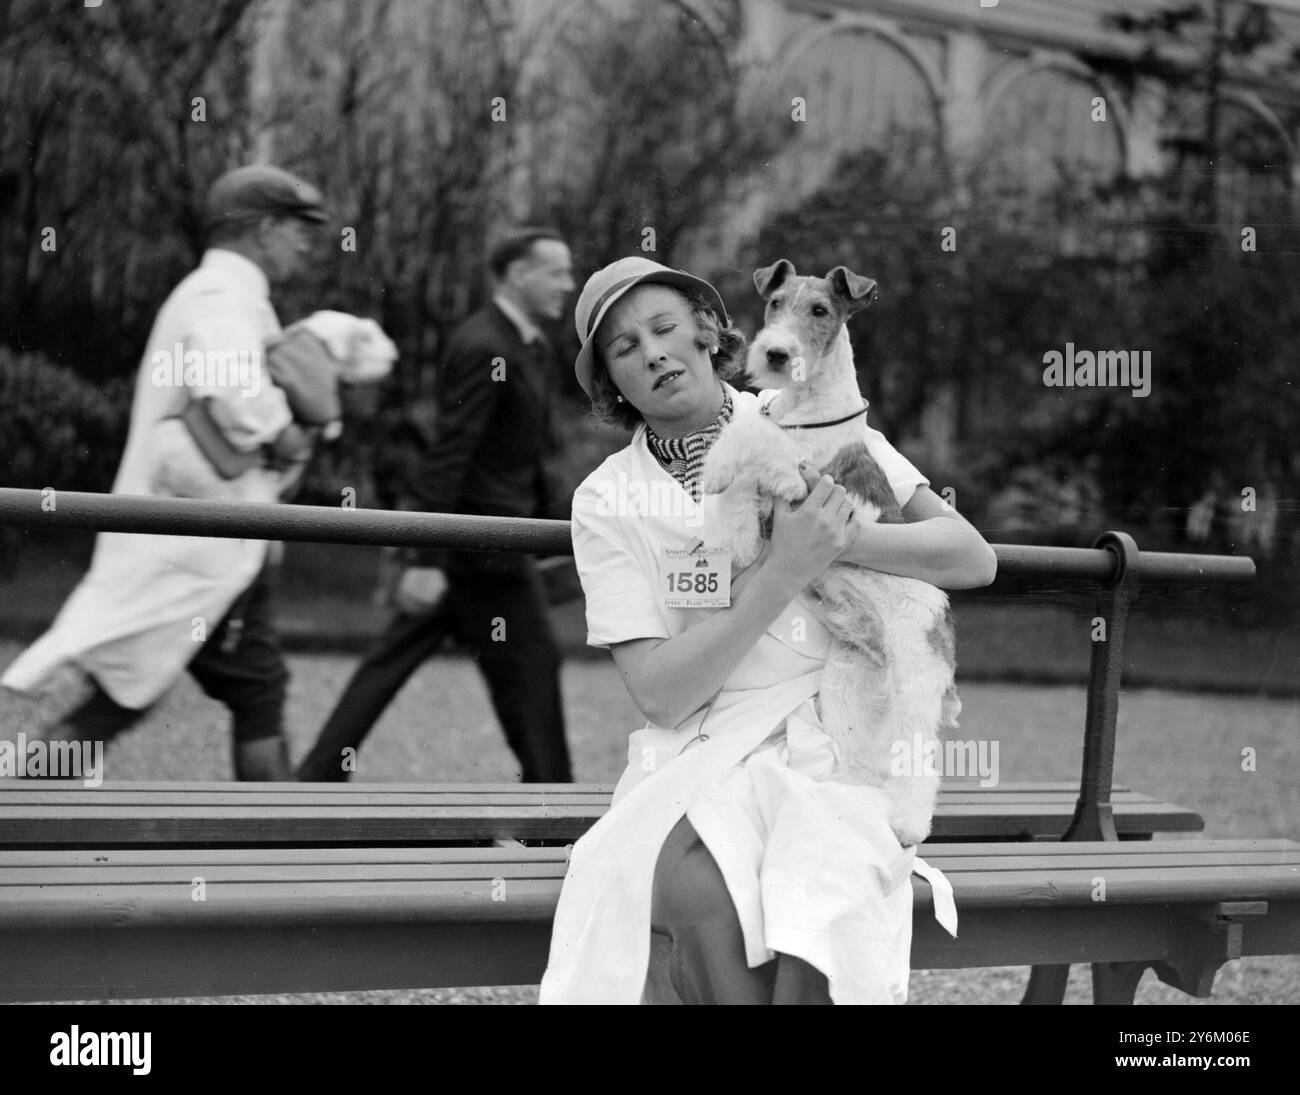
(679, 0, 1300, 266)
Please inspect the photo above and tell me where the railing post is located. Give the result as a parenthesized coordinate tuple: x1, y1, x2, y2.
(1062, 530, 1141, 843)
(1023, 530, 1142, 1004)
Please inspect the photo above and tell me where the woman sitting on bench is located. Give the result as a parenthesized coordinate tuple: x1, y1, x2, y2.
(540, 258, 996, 1005)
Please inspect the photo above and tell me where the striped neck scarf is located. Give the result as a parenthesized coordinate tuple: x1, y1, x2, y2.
(644, 391, 734, 503)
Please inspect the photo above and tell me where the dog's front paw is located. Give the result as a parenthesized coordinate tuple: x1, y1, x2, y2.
(720, 499, 765, 568)
(699, 420, 756, 495)
(700, 444, 744, 495)
(892, 814, 932, 849)
(887, 781, 937, 848)
(758, 463, 809, 503)
(699, 459, 736, 496)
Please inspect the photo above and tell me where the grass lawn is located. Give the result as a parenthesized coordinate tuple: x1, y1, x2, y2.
(2, 638, 1295, 1006)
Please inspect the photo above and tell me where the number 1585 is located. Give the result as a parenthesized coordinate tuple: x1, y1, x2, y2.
(668, 571, 718, 594)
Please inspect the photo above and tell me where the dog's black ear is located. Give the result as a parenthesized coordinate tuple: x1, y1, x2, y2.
(753, 259, 795, 299)
(827, 266, 878, 314)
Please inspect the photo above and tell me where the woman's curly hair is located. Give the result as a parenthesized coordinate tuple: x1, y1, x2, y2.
(587, 287, 747, 430)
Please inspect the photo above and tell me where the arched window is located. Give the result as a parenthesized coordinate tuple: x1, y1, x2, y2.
(982, 62, 1126, 194)
(1220, 102, 1294, 228)
(1162, 94, 1295, 229)
(767, 21, 944, 199)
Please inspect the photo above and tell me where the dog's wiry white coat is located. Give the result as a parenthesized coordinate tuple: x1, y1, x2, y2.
(701, 262, 958, 846)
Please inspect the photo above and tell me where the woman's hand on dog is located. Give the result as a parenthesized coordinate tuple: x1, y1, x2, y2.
(767, 471, 855, 588)
(794, 462, 826, 498)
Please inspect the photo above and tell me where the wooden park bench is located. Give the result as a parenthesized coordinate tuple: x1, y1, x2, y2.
(1, 839, 1296, 1004)
(0, 487, 1295, 1005)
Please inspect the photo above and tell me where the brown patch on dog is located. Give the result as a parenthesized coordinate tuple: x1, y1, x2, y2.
(819, 442, 904, 523)
(812, 560, 891, 667)
(927, 610, 960, 734)
(926, 607, 955, 665)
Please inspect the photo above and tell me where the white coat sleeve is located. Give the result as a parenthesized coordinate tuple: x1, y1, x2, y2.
(862, 425, 930, 510)
(185, 285, 293, 452)
(571, 475, 671, 649)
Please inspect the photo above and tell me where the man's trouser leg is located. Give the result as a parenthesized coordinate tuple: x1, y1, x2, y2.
(649, 816, 833, 1005)
(445, 554, 572, 783)
(295, 602, 454, 781)
(187, 567, 291, 781)
(42, 681, 142, 746)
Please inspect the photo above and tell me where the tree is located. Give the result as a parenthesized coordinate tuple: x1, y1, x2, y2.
(1106, 1, 1299, 240)
(524, 1, 783, 273)
(0, 0, 261, 374)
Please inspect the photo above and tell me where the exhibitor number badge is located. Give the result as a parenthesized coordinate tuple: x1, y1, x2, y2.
(660, 547, 731, 609)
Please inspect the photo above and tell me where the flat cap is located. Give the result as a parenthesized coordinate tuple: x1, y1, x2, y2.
(205, 165, 328, 228)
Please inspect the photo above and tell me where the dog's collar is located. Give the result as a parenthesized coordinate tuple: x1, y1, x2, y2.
(761, 400, 869, 430)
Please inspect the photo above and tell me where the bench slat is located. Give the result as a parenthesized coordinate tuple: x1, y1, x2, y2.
(3, 873, 1296, 927)
(0, 779, 1167, 802)
(0, 787, 614, 805)
(0, 845, 564, 867)
(0, 782, 615, 800)
(6, 864, 1297, 906)
(0, 788, 1186, 808)
(0, 777, 1149, 793)
(0, 781, 1204, 844)
(3, 838, 1292, 869)
(3, 841, 1296, 916)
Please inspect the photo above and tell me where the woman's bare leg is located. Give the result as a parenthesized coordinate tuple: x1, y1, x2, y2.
(650, 816, 785, 1004)
(650, 816, 835, 1004)
(772, 953, 833, 1005)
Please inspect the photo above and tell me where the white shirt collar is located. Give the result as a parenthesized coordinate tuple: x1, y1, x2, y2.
(493, 292, 543, 346)
(202, 248, 271, 300)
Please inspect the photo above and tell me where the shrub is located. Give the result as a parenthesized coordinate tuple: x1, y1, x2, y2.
(0, 347, 129, 491)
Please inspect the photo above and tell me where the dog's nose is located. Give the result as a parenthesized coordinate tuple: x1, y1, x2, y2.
(766, 348, 789, 368)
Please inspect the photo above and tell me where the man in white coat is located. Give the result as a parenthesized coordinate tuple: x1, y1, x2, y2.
(2, 165, 327, 779)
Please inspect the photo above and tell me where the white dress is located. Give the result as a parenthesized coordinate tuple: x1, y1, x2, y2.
(539, 387, 957, 1005)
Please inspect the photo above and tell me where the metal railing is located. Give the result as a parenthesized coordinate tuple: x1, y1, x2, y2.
(0, 488, 1261, 587)
(0, 487, 1257, 840)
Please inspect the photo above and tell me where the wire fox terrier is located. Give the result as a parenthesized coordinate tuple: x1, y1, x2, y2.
(700, 260, 959, 846)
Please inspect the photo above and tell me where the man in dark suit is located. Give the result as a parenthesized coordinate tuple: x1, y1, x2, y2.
(296, 228, 576, 782)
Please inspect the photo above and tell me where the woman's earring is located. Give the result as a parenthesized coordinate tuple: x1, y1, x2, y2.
(615, 395, 625, 403)
(709, 345, 718, 355)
